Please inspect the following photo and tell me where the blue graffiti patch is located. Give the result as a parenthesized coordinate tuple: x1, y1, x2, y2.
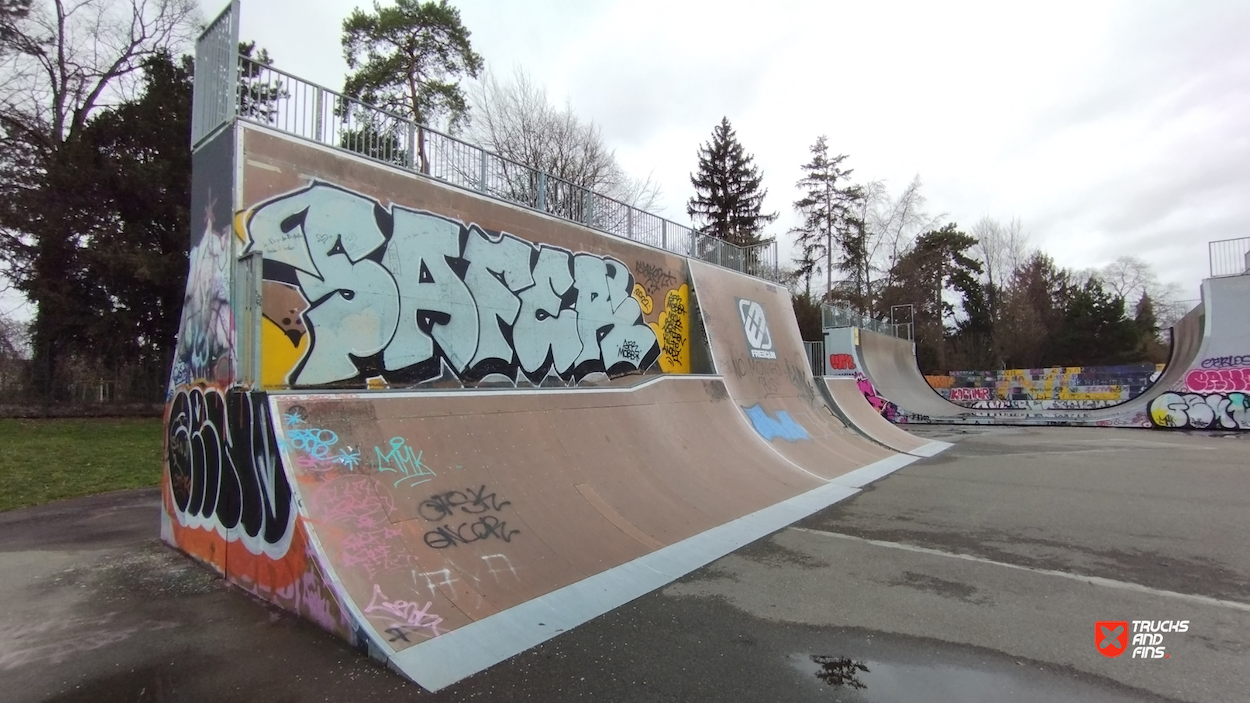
(743, 404, 811, 442)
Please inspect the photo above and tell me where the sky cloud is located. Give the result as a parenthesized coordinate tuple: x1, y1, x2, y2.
(8, 0, 1242, 320)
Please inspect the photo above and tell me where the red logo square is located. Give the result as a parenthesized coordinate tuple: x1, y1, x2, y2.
(1096, 621, 1129, 657)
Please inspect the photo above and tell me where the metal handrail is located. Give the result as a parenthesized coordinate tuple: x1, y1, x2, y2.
(820, 303, 908, 338)
(1208, 237, 1250, 278)
(232, 55, 781, 281)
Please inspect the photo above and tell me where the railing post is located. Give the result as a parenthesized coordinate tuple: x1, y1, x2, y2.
(773, 240, 779, 280)
(661, 220, 667, 251)
(313, 87, 325, 143)
(537, 172, 547, 212)
(478, 149, 488, 192)
(406, 123, 417, 169)
(627, 207, 634, 239)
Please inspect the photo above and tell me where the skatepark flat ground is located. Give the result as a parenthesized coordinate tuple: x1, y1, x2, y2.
(2, 427, 1247, 703)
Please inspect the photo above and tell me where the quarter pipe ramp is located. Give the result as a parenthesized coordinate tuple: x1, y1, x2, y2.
(823, 273, 1250, 430)
(164, 115, 948, 691)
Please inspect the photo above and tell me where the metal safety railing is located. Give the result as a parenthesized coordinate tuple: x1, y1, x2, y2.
(803, 340, 825, 377)
(188, 0, 780, 283)
(190, 0, 239, 147)
(820, 303, 910, 338)
(1209, 237, 1250, 278)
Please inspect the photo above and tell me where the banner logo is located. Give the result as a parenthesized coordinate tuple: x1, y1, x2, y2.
(737, 299, 776, 360)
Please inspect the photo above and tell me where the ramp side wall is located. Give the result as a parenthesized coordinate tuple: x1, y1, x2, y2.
(238, 126, 703, 391)
(1147, 275, 1250, 430)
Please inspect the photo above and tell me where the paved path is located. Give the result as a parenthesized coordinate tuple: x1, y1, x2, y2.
(1, 427, 1245, 702)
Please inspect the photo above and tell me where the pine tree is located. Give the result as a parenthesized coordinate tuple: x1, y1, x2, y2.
(789, 136, 863, 303)
(687, 117, 777, 248)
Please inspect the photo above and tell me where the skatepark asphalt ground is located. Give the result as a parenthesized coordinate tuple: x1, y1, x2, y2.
(1, 427, 1247, 703)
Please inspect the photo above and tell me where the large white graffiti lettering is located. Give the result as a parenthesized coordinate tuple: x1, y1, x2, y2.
(1149, 392, 1250, 430)
(172, 221, 234, 386)
(245, 182, 660, 386)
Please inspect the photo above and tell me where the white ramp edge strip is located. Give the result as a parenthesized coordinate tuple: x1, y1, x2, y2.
(911, 440, 953, 458)
(390, 452, 929, 691)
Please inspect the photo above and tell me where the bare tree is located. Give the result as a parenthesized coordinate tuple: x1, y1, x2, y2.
(1099, 255, 1187, 329)
(971, 216, 1030, 291)
(0, 0, 198, 398)
(465, 66, 662, 220)
(865, 175, 943, 310)
(0, 0, 198, 147)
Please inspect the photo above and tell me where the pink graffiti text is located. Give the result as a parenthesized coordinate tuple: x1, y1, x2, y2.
(364, 584, 443, 637)
(1185, 368, 1250, 393)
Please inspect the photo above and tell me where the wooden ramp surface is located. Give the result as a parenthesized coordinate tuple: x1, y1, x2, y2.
(267, 262, 956, 690)
(271, 376, 930, 690)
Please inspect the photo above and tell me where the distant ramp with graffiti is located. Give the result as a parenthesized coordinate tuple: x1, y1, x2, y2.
(686, 259, 949, 473)
(824, 272, 1250, 430)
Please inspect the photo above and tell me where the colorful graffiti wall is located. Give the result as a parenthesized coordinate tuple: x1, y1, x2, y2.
(163, 124, 713, 652)
(1147, 350, 1250, 429)
(162, 127, 356, 642)
(924, 364, 1165, 410)
(241, 130, 695, 390)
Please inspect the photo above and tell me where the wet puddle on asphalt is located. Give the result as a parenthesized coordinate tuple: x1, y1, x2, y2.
(791, 654, 1159, 703)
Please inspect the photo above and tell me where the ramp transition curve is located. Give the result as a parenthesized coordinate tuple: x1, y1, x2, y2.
(824, 273, 1250, 429)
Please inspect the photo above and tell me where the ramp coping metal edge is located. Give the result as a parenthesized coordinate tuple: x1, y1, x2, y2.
(264, 374, 717, 400)
(391, 449, 941, 691)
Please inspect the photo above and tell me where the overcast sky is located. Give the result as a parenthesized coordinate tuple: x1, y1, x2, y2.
(228, 0, 1250, 306)
(6, 0, 1240, 320)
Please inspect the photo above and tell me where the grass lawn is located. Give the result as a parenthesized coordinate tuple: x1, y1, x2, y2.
(0, 417, 164, 512)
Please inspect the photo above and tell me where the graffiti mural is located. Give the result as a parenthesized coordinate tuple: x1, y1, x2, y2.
(246, 182, 664, 388)
(828, 354, 856, 371)
(166, 387, 295, 557)
(930, 363, 1166, 410)
(170, 215, 234, 387)
(743, 404, 811, 442)
(649, 284, 691, 373)
(949, 387, 991, 402)
(856, 373, 905, 423)
(1185, 368, 1250, 393)
(1200, 354, 1250, 369)
(1149, 392, 1250, 430)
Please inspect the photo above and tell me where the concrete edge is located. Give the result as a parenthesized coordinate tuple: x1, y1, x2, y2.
(910, 440, 953, 458)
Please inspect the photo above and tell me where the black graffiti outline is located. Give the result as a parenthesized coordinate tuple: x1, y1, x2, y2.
(423, 515, 521, 549)
(417, 485, 512, 522)
(166, 387, 294, 547)
(1200, 354, 1250, 369)
(633, 260, 677, 294)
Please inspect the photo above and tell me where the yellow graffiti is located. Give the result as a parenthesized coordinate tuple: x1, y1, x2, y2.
(234, 209, 250, 242)
(648, 284, 690, 373)
(1150, 404, 1172, 426)
(632, 284, 654, 315)
(260, 316, 308, 388)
